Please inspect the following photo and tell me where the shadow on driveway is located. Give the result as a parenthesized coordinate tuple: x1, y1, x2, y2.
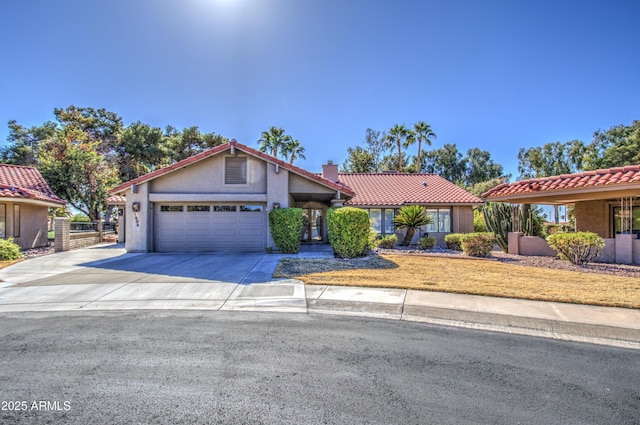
(16, 252, 266, 287)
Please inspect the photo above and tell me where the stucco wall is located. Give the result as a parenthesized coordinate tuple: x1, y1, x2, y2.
(125, 182, 151, 252)
(452, 206, 474, 233)
(151, 155, 267, 194)
(289, 174, 336, 195)
(266, 164, 291, 248)
(574, 200, 609, 237)
(1, 201, 49, 249)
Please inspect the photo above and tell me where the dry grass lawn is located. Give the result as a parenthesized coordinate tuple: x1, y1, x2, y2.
(274, 254, 640, 309)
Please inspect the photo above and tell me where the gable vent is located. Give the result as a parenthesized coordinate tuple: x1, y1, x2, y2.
(225, 157, 247, 184)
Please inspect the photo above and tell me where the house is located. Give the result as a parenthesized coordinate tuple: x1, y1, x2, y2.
(483, 165, 640, 264)
(0, 164, 67, 249)
(108, 140, 480, 252)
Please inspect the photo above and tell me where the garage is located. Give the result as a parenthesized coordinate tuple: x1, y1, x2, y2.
(154, 204, 266, 252)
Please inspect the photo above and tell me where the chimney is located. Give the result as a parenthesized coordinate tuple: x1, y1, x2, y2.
(322, 160, 339, 182)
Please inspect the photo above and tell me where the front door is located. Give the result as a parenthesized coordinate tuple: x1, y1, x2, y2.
(301, 209, 324, 243)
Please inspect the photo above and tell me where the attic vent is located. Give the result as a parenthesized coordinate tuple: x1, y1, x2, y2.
(225, 157, 247, 184)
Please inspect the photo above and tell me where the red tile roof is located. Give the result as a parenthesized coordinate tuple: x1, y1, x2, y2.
(0, 164, 66, 206)
(483, 165, 640, 199)
(109, 140, 356, 197)
(339, 173, 482, 206)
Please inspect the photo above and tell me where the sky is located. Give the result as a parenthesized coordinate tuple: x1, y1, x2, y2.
(1, 0, 639, 180)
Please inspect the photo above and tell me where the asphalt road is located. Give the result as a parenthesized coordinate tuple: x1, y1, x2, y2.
(1, 311, 638, 425)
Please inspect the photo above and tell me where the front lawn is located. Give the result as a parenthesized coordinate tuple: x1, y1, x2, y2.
(274, 254, 640, 309)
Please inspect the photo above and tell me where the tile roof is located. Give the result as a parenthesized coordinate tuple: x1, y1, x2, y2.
(339, 173, 482, 206)
(0, 164, 66, 205)
(482, 165, 640, 199)
(109, 140, 355, 197)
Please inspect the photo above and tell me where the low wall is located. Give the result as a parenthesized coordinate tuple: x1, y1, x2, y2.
(55, 218, 107, 252)
(69, 232, 101, 250)
(508, 232, 639, 265)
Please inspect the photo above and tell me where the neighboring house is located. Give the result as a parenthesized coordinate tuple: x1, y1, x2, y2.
(0, 164, 67, 249)
(483, 165, 640, 265)
(108, 141, 480, 252)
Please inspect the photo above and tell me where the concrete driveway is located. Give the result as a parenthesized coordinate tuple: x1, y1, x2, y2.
(0, 244, 306, 312)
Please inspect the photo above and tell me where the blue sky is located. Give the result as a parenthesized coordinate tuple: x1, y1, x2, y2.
(1, 0, 639, 179)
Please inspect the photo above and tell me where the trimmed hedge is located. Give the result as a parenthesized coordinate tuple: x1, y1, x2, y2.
(461, 232, 496, 257)
(268, 208, 303, 254)
(327, 207, 370, 258)
(444, 233, 464, 251)
(418, 235, 436, 250)
(546, 232, 605, 265)
(0, 238, 22, 261)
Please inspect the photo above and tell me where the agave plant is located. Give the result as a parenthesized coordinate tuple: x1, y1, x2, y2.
(393, 205, 433, 246)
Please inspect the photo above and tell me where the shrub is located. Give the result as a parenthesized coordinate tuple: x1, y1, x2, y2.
(268, 208, 303, 254)
(378, 234, 398, 249)
(461, 232, 496, 257)
(327, 207, 370, 258)
(71, 213, 91, 222)
(0, 238, 22, 261)
(368, 230, 380, 250)
(418, 235, 436, 250)
(444, 233, 464, 251)
(393, 205, 433, 246)
(473, 208, 487, 232)
(546, 232, 606, 265)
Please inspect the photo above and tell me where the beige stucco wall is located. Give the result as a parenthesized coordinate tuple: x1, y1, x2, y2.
(574, 200, 610, 237)
(2, 201, 49, 249)
(452, 206, 474, 233)
(266, 164, 291, 248)
(289, 174, 336, 195)
(125, 182, 151, 252)
(151, 155, 267, 194)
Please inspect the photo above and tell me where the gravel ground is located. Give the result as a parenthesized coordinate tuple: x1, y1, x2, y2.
(375, 246, 640, 278)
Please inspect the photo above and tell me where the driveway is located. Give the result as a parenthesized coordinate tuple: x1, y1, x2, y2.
(0, 244, 306, 312)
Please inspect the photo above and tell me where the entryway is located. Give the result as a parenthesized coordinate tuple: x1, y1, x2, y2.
(301, 208, 324, 243)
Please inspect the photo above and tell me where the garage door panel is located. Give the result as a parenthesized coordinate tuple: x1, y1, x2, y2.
(155, 204, 265, 252)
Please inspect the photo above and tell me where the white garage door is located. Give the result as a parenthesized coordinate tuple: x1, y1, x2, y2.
(154, 204, 266, 252)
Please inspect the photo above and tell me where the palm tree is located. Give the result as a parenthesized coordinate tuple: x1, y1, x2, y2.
(385, 124, 414, 172)
(393, 205, 433, 246)
(413, 121, 436, 173)
(282, 138, 306, 165)
(257, 126, 289, 159)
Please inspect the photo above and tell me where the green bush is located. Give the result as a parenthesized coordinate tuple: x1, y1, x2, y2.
(418, 235, 436, 250)
(268, 208, 303, 254)
(546, 232, 606, 265)
(71, 213, 91, 222)
(444, 233, 464, 251)
(473, 208, 487, 232)
(368, 230, 380, 250)
(327, 207, 370, 258)
(0, 238, 22, 261)
(378, 234, 398, 249)
(461, 232, 496, 257)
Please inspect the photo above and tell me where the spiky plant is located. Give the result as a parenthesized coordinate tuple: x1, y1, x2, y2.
(393, 205, 433, 246)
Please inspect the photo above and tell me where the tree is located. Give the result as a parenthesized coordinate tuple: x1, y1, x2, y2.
(0, 120, 57, 166)
(412, 121, 436, 173)
(385, 124, 414, 172)
(423, 143, 466, 184)
(583, 120, 640, 170)
(464, 147, 504, 187)
(393, 205, 433, 246)
(38, 127, 119, 220)
(364, 128, 391, 172)
(341, 146, 377, 173)
(517, 140, 584, 180)
(117, 122, 167, 181)
(282, 138, 306, 164)
(257, 126, 290, 159)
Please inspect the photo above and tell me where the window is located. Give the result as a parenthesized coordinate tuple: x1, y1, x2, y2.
(13, 205, 20, 237)
(369, 209, 382, 233)
(187, 205, 210, 212)
(225, 157, 247, 184)
(424, 208, 452, 233)
(613, 206, 640, 235)
(214, 205, 236, 212)
(160, 205, 183, 212)
(0, 204, 5, 238)
(384, 210, 395, 234)
(240, 205, 263, 212)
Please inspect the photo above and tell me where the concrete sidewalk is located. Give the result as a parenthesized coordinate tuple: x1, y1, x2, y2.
(0, 244, 638, 349)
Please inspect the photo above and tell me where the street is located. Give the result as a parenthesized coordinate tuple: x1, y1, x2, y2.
(1, 311, 638, 424)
